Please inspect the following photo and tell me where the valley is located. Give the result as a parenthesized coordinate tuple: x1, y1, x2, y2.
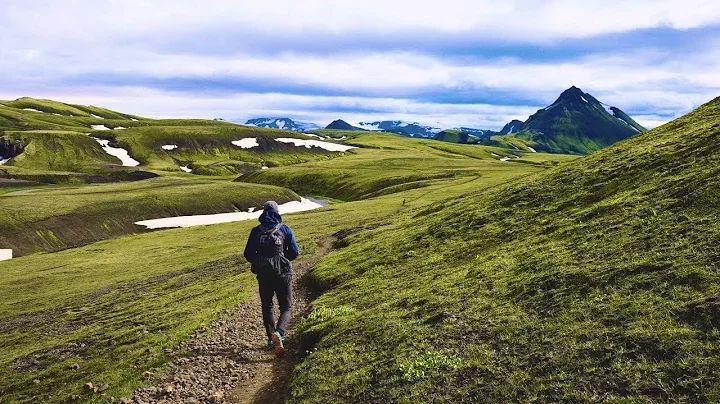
(1, 92, 718, 402)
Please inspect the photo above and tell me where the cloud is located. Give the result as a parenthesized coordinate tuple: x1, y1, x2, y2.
(1, 1, 719, 129)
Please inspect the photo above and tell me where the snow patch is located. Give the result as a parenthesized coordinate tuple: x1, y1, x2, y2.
(528, 146, 537, 153)
(92, 137, 140, 167)
(500, 157, 511, 162)
(508, 125, 515, 134)
(232, 138, 259, 149)
(52, 113, 63, 116)
(22, 108, 42, 113)
(162, 145, 178, 150)
(91, 113, 104, 119)
(134, 197, 329, 229)
(0, 157, 10, 165)
(0, 249, 11, 261)
(180, 165, 192, 173)
(614, 116, 641, 132)
(580, 95, 589, 103)
(275, 119, 286, 129)
(113, 126, 127, 130)
(599, 103, 614, 115)
(130, 118, 139, 121)
(91, 125, 110, 130)
(275, 138, 356, 152)
(261, 166, 269, 169)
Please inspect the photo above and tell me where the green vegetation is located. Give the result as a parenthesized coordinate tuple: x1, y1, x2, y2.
(0, 177, 298, 256)
(289, 96, 720, 402)
(7, 91, 704, 402)
(240, 131, 558, 200)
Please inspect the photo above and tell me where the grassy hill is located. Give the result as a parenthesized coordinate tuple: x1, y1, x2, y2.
(0, 178, 299, 257)
(239, 131, 564, 201)
(288, 96, 720, 402)
(0, 98, 356, 178)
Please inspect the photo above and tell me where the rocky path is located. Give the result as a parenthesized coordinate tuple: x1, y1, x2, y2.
(127, 237, 334, 404)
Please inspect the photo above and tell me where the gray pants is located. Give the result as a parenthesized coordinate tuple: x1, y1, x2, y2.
(258, 274, 292, 339)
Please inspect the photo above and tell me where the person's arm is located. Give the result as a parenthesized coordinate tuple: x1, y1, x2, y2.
(283, 225, 300, 261)
(243, 227, 259, 263)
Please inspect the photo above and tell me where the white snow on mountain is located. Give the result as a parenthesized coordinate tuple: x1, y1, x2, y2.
(232, 138, 259, 149)
(91, 137, 140, 166)
(274, 138, 356, 152)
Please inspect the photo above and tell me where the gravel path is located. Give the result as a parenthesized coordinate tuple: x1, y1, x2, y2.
(126, 237, 334, 404)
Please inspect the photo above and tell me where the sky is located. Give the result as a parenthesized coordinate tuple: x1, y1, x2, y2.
(2, 1, 720, 130)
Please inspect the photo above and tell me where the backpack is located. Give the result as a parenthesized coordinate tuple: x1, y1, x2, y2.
(252, 224, 291, 278)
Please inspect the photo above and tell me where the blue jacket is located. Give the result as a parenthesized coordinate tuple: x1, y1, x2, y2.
(243, 207, 299, 265)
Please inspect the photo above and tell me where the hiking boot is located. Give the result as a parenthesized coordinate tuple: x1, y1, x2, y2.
(271, 331, 285, 357)
(266, 339, 274, 349)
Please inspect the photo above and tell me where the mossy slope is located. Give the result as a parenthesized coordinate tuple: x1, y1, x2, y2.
(291, 97, 720, 402)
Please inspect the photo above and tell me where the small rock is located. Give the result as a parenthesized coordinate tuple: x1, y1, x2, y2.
(97, 383, 109, 392)
(119, 398, 133, 404)
(71, 395, 79, 400)
(33, 379, 41, 384)
(209, 391, 224, 402)
(142, 371, 154, 379)
(163, 385, 173, 395)
(70, 363, 80, 370)
(84, 382, 94, 391)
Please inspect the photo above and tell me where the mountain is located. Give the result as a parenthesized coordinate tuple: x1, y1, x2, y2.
(325, 119, 364, 131)
(245, 117, 319, 131)
(498, 119, 524, 135)
(509, 86, 646, 154)
(356, 121, 442, 137)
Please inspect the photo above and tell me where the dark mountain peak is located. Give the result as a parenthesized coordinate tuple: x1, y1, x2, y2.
(556, 86, 588, 103)
(499, 119, 525, 135)
(326, 119, 363, 131)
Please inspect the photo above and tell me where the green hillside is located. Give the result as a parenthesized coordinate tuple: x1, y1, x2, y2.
(239, 131, 555, 201)
(0, 177, 299, 257)
(289, 97, 720, 402)
(0, 98, 356, 178)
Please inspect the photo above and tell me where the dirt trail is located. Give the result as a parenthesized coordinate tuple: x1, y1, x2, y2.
(128, 237, 334, 404)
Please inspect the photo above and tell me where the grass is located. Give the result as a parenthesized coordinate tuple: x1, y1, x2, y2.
(286, 96, 720, 402)
(240, 132, 561, 201)
(0, 177, 299, 256)
(0, 143, 567, 402)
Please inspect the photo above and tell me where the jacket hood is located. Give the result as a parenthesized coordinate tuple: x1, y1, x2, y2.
(259, 200, 282, 228)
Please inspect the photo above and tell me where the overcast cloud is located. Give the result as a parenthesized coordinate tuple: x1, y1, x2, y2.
(1, 0, 719, 129)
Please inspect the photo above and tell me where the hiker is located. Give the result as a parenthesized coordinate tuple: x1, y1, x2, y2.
(243, 201, 299, 357)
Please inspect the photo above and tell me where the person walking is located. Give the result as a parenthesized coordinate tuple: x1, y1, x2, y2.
(243, 201, 300, 357)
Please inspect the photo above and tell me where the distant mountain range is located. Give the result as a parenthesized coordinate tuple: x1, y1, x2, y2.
(355, 121, 443, 137)
(243, 87, 647, 154)
(245, 117, 320, 131)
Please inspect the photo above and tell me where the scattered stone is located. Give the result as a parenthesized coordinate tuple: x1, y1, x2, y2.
(163, 385, 173, 395)
(142, 371, 154, 379)
(97, 383, 109, 392)
(209, 391, 224, 402)
(33, 379, 41, 384)
(70, 363, 80, 370)
(84, 382, 94, 391)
